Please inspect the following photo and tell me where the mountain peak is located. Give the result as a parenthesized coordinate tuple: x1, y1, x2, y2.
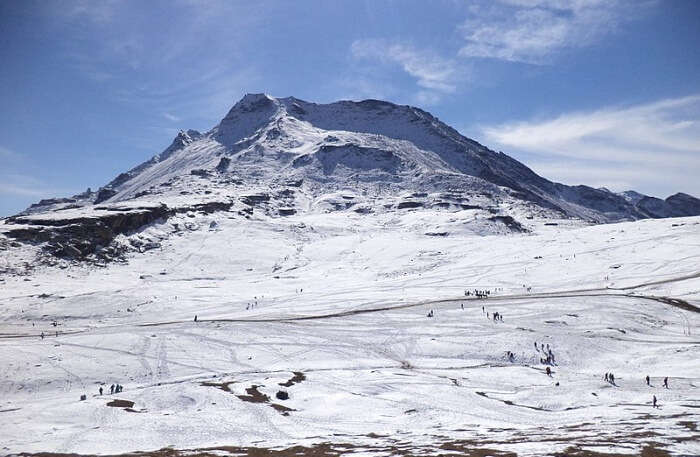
(231, 93, 277, 111)
(214, 93, 282, 145)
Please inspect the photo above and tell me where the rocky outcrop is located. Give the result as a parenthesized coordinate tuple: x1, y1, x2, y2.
(4, 205, 171, 258)
(4, 199, 236, 260)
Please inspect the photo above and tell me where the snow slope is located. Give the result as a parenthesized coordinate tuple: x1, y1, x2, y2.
(0, 209, 698, 456)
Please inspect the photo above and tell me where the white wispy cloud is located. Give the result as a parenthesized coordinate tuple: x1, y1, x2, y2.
(479, 94, 700, 195)
(459, 0, 651, 64)
(350, 39, 462, 103)
(162, 113, 181, 122)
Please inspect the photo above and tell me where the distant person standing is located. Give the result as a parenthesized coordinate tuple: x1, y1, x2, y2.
(99, 386, 103, 395)
(646, 375, 650, 386)
(664, 377, 669, 389)
(653, 395, 658, 408)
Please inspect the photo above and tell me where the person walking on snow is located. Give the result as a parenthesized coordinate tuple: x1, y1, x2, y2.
(664, 377, 669, 388)
(646, 375, 650, 386)
(653, 395, 658, 408)
(99, 386, 103, 395)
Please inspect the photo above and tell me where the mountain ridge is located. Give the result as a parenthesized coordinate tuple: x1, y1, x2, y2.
(21, 93, 698, 220)
(2, 93, 699, 263)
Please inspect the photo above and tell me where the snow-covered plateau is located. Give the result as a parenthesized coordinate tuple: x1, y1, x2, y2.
(0, 94, 698, 456)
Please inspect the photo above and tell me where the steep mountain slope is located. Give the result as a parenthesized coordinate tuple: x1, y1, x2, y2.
(2, 93, 699, 265)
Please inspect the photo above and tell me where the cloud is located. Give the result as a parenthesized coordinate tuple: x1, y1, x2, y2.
(162, 113, 181, 122)
(351, 39, 461, 96)
(479, 94, 700, 196)
(459, 0, 651, 64)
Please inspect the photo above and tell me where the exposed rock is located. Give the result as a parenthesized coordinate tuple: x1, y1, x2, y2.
(275, 390, 289, 400)
(397, 201, 424, 209)
(215, 157, 231, 173)
(94, 188, 117, 204)
(489, 215, 528, 233)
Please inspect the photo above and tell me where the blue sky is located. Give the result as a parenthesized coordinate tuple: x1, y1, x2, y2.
(1, 0, 699, 216)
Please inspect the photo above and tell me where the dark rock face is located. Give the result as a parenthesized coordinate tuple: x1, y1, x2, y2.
(489, 215, 528, 233)
(397, 201, 424, 209)
(216, 157, 231, 173)
(4, 200, 235, 260)
(28, 198, 76, 208)
(95, 188, 118, 204)
(5, 205, 171, 259)
(241, 194, 271, 206)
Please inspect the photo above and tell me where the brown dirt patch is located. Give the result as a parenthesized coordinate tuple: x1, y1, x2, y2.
(237, 385, 295, 415)
(553, 442, 672, 457)
(236, 385, 269, 404)
(278, 371, 306, 387)
(201, 380, 236, 393)
(106, 399, 134, 408)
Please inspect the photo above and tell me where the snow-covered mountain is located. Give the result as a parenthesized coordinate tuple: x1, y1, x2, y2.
(2, 93, 699, 263)
(1, 94, 699, 457)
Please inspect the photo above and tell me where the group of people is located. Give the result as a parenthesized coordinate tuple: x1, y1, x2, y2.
(97, 384, 124, 395)
(535, 341, 555, 365)
(424, 288, 672, 411)
(466, 289, 491, 298)
(482, 307, 504, 322)
(607, 373, 667, 406)
(246, 296, 261, 310)
(645, 375, 670, 389)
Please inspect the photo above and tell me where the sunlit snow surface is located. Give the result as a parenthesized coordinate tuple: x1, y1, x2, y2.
(0, 212, 698, 456)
